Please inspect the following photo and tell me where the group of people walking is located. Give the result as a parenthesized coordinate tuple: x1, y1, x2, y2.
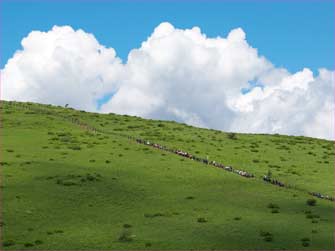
(11, 101, 334, 203)
(135, 138, 254, 178)
(263, 175, 285, 187)
(308, 192, 334, 201)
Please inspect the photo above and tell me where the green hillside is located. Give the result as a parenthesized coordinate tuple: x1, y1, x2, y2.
(1, 101, 334, 250)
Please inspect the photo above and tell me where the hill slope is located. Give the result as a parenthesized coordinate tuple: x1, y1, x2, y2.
(1, 101, 334, 250)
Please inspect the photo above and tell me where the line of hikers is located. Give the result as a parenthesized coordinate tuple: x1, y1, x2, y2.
(135, 138, 254, 178)
(262, 175, 285, 187)
(12, 102, 334, 202)
(308, 192, 334, 201)
(263, 175, 334, 201)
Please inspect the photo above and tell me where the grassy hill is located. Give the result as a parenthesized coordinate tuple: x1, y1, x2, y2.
(1, 101, 334, 250)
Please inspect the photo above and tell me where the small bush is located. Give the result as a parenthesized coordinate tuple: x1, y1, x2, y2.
(123, 223, 132, 228)
(118, 229, 134, 242)
(185, 196, 194, 200)
(306, 198, 317, 206)
(302, 242, 310, 247)
(145, 242, 152, 247)
(144, 213, 165, 218)
(260, 231, 273, 242)
(233, 217, 241, 221)
(34, 240, 43, 245)
(301, 237, 310, 242)
(197, 217, 208, 223)
(271, 209, 279, 214)
(24, 243, 34, 247)
(69, 145, 81, 150)
(227, 133, 237, 140)
(259, 231, 272, 237)
(3, 240, 15, 247)
(267, 203, 279, 209)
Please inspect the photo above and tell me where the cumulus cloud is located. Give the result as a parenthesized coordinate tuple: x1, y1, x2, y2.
(1, 25, 123, 111)
(1, 22, 333, 140)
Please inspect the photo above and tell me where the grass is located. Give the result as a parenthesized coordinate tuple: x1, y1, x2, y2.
(0, 100, 334, 250)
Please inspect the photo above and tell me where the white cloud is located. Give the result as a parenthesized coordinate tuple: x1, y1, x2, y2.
(1, 23, 333, 140)
(1, 25, 123, 111)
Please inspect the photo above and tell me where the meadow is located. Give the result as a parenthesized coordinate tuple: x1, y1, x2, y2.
(1, 101, 334, 250)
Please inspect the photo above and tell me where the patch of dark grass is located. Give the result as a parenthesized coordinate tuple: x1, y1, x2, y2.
(69, 145, 81, 150)
(3, 240, 15, 247)
(197, 217, 208, 223)
(227, 133, 237, 140)
(34, 240, 43, 245)
(185, 196, 195, 200)
(118, 229, 134, 242)
(145, 242, 152, 247)
(123, 224, 132, 228)
(144, 213, 165, 218)
(233, 217, 241, 221)
(24, 243, 34, 247)
(271, 209, 280, 214)
(302, 242, 310, 247)
(259, 231, 273, 242)
(306, 214, 319, 219)
(306, 198, 317, 206)
(267, 203, 280, 209)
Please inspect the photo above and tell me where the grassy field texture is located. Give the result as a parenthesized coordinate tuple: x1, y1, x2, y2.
(1, 101, 334, 250)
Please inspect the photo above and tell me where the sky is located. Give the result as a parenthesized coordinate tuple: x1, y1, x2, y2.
(1, 0, 334, 71)
(1, 0, 334, 140)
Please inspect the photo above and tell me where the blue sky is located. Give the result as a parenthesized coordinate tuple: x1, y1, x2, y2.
(1, 0, 334, 73)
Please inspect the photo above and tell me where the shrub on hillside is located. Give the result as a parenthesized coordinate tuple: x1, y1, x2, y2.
(259, 231, 273, 242)
(267, 203, 280, 209)
(118, 229, 134, 242)
(271, 209, 279, 214)
(227, 133, 237, 140)
(34, 240, 43, 245)
(197, 217, 208, 223)
(3, 240, 15, 247)
(306, 198, 317, 206)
